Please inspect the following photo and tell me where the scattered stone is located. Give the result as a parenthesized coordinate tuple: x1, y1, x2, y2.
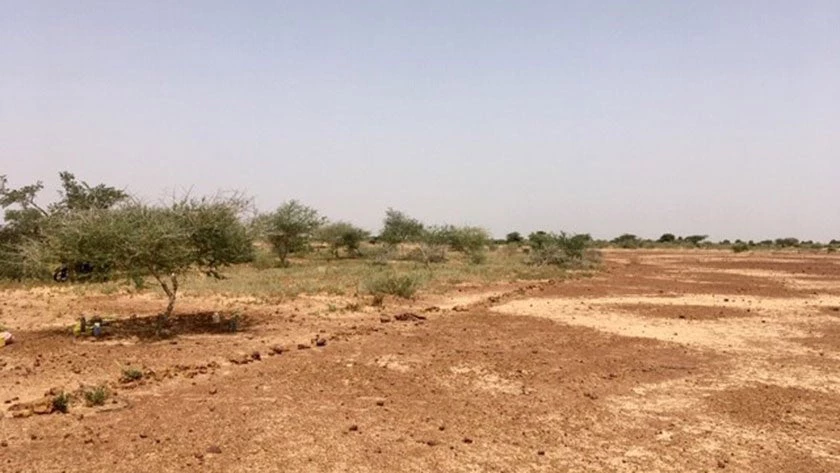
(537, 450, 546, 456)
(209, 388, 217, 395)
(379, 315, 392, 323)
(270, 345, 285, 355)
(250, 351, 262, 361)
(206, 445, 222, 454)
(394, 313, 426, 322)
(348, 424, 359, 432)
(0, 440, 7, 447)
(297, 343, 311, 350)
(462, 438, 473, 444)
(452, 306, 468, 312)
(314, 336, 327, 347)
(426, 440, 439, 447)
(375, 400, 385, 407)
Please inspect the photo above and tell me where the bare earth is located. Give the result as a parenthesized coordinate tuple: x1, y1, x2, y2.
(1, 249, 839, 472)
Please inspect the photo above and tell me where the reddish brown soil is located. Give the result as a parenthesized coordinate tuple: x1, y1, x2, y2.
(1, 249, 839, 472)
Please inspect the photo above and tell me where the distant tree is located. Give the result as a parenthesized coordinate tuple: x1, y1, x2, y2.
(527, 231, 595, 267)
(505, 231, 524, 244)
(683, 235, 708, 246)
(774, 237, 800, 248)
(611, 233, 641, 249)
(317, 221, 370, 258)
(258, 200, 325, 266)
(379, 208, 425, 245)
(657, 233, 676, 243)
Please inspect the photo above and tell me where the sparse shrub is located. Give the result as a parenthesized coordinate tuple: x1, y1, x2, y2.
(317, 221, 370, 258)
(83, 385, 110, 406)
(52, 391, 71, 413)
(405, 243, 447, 265)
(363, 272, 423, 299)
(527, 232, 597, 268)
(120, 367, 143, 383)
(732, 242, 750, 253)
(468, 249, 488, 265)
(611, 233, 641, 249)
(251, 246, 279, 269)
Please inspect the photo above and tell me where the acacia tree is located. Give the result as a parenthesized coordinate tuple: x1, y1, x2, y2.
(34, 196, 253, 319)
(259, 200, 325, 266)
(316, 221, 370, 258)
(379, 208, 425, 245)
(0, 172, 127, 279)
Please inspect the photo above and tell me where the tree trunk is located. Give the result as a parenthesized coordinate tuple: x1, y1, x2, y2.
(151, 271, 179, 321)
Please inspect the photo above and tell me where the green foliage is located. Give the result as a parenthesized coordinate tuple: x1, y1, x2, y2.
(528, 231, 596, 267)
(258, 200, 324, 266)
(732, 242, 750, 253)
(506, 232, 524, 244)
(657, 233, 676, 243)
(441, 226, 490, 254)
(611, 233, 641, 249)
(51, 172, 128, 212)
(774, 237, 800, 248)
(379, 208, 425, 245)
(174, 194, 255, 275)
(83, 385, 110, 406)
(363, 271, 423, 299)
(120, 367, 144, 383)
(317, 221, 370, 258)
(52, 391, 71, 413)
(0, 172, 128, 280)
(31, 196, 252, 318)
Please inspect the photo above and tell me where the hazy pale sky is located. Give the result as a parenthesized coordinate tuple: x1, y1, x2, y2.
(2, 1, 838, 241)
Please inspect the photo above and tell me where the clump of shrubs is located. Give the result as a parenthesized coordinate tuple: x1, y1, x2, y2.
(732, 242, 750, 253)
(363, 271, 423, 304)
(526, 231, 599, 268)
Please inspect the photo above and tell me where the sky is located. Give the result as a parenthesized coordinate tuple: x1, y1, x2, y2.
(1, 1, 838, 241)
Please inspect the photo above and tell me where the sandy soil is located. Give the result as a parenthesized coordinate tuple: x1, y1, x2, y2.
(1, 249, 838, 472)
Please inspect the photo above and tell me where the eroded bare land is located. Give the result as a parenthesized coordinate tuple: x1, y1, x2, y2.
(1, 250, 839, 472)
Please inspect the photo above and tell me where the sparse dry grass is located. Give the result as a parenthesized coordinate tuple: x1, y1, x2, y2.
(0, 245, 583, 304)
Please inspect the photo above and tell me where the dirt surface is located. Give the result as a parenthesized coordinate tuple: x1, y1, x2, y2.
(1, 249, 839, 472)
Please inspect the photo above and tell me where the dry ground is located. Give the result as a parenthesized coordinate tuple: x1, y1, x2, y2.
(1, 249, 839, 472)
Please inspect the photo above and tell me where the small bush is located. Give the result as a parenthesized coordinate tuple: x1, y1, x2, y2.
(120, 367, 143, 383)
(732, 242, 750, 253)
(363, 272, 423, 299)
(528, 232, 596, 268)
(251, 246, 278, 270)
(83, 385, 110, 406)
(404, 244, 447, 264)
(52, 391, 71, 413)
